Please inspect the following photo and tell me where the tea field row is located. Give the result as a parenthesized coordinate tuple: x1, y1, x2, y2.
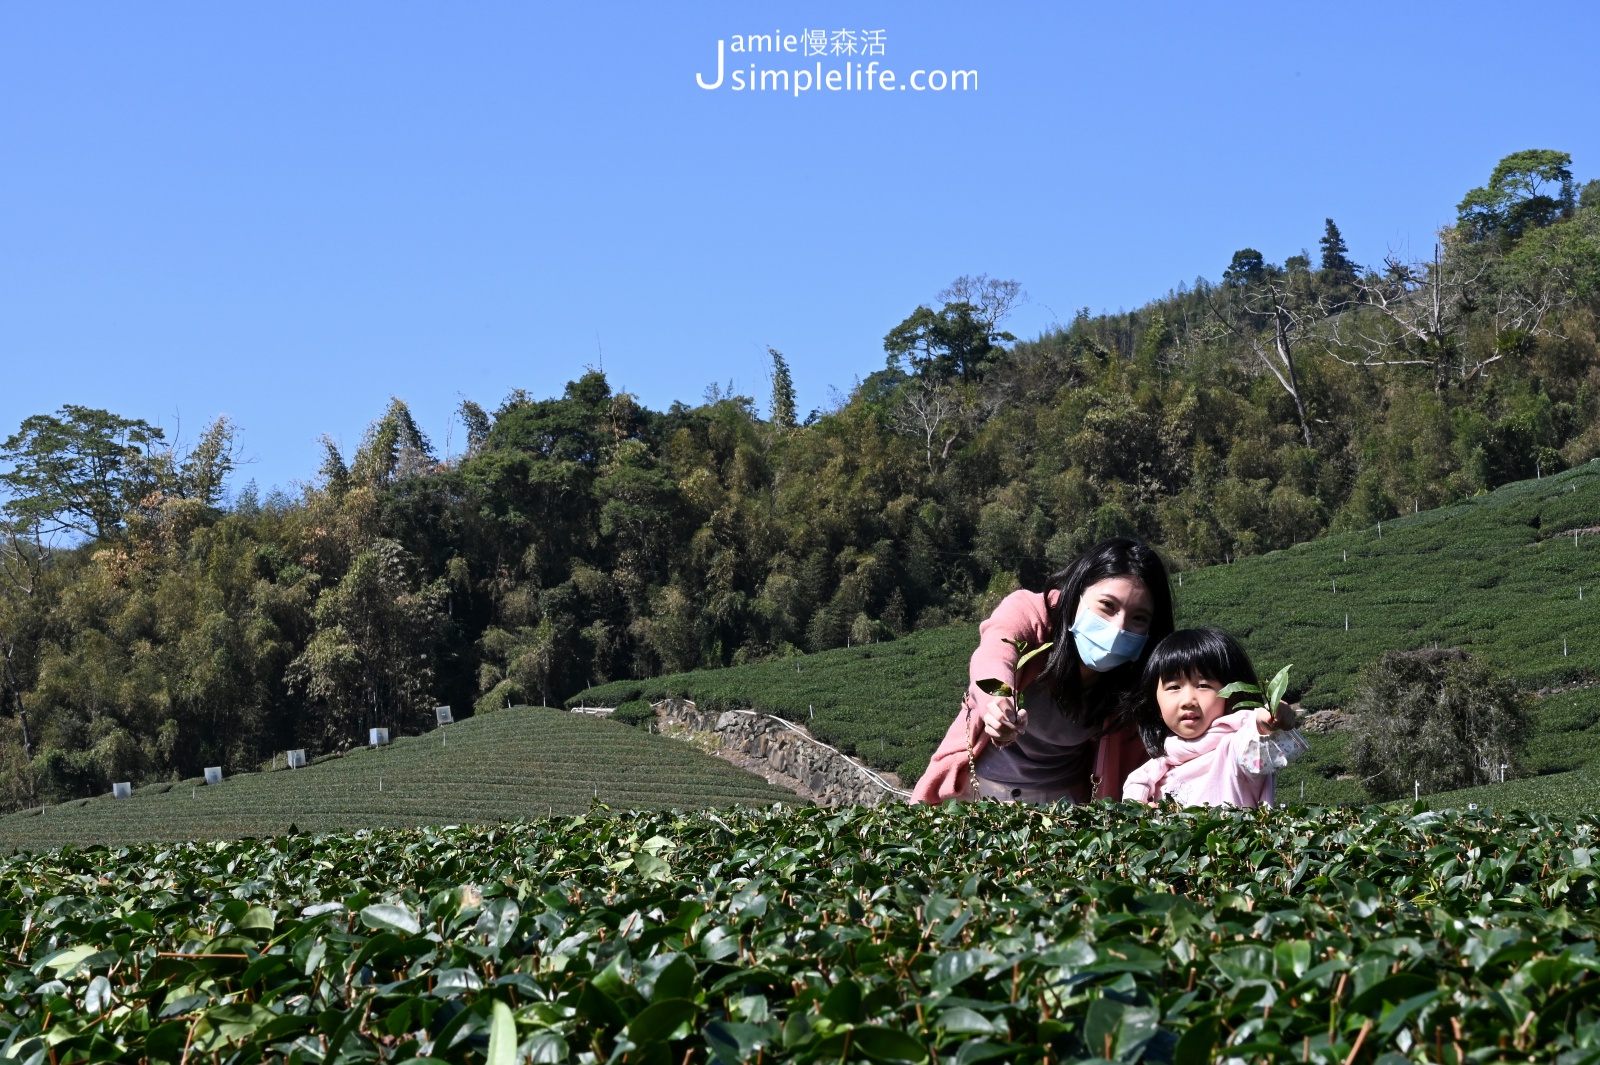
(0, 707, 792, 849)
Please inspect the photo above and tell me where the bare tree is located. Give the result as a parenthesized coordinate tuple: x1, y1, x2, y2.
(890, 378, 968, 473)
(1326, 243, 1564, 391)
(1206, 278, 1318, 447)
(938, 274, 1026, 334)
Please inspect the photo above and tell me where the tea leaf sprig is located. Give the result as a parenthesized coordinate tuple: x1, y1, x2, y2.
(1219, 663, 1293, 720)
(976, 637, 1054, 704)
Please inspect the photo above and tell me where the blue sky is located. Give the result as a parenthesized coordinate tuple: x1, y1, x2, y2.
(4, 2, 1598, 493)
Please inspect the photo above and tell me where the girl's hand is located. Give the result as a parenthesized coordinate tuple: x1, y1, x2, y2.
(982, 695, 1028, 746)
(1254, 702, 1297, 734)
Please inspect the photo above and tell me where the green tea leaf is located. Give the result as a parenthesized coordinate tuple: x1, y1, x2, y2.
(487, 1000, 517, 1065)
(361, 903, 421, 936)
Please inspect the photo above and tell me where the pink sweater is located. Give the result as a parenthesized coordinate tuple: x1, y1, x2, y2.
(912, 589, 1145, 804)
(1120, 708, 1277, 808)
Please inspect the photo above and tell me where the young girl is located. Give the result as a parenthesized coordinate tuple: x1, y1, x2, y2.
(1121, 628, 1304, 808)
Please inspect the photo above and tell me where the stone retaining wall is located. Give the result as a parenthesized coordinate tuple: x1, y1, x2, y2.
(653, 699, 908, 807)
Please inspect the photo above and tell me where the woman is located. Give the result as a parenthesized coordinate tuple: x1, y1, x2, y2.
(913, 537, 1175, 804)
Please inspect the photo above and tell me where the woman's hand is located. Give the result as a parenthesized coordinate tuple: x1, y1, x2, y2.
(1254, 702, 1297, 734)
(982, 695, 1028, 746)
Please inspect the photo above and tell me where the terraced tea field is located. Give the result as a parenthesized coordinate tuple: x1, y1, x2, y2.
(0, 707, 792, 849)
(575, 463, 1600, 798)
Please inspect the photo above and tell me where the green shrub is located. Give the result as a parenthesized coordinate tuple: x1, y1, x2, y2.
(610, 698, 656, 728)
(1347, 647, 1532, 798)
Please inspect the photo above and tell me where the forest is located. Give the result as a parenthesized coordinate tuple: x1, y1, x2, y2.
(1, 150, 1598, 807)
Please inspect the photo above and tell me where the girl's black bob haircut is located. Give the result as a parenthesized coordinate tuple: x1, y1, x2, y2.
(1125, 627, 1261, 757)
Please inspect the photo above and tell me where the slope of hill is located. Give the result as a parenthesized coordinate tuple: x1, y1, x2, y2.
(0, 706, 793, 849)
(575, 463, 1600, 791)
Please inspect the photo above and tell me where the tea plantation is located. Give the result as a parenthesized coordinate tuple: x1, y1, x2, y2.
(574, 463, 1600, 799)
(0, 707, 792, 849)
(7, 799, 1600, 1064)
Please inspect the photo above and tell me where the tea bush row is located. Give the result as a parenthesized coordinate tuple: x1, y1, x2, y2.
(6, 801, 1600, 1063)
(0, 709, 793, 849)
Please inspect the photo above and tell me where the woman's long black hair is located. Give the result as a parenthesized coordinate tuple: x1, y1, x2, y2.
(1036, 537, 1175, 730)
(1124, 627, 1262, 756)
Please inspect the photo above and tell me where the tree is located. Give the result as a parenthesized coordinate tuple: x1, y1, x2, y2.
(1457, 150, 1575, 244)
(457, 399, 491, 456)
(937, 274, 1025, 334)
(1346, 648, 1531, 798)
(1329, 242, 1559, 390)
(884, 276, 1023, 384)
(768, 347, 797, 429)
(0, 406, 166, 540)
(288, 538, 448, 743)
(1318, 219, 1358, 301)
(1206, 274, 1318, 446)
(1223, 249, 1267, 287)
(350, 398, 432, 487)
(889, 376, 970, 473)
(177, 416, 240, 507)
(318, 436, 351, 496)
(884, 303, 1016, 383)
(1319, 220, 1355, 276)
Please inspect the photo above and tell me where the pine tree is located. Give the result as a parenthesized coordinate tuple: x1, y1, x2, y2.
(1319, 219, 1357, 284)
(768, 347, 797, 429)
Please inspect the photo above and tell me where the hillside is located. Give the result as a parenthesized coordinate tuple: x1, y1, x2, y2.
(575, 463, 1600, 796)
(6, 157, 1598, 809)
(0, 706, 792, 849)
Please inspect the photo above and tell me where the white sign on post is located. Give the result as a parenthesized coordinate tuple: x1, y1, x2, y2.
(287, 749, 307, 769)
(204, 766, 223, 785)
(435, 705, 453, 725)
(370, 727, 390, 747)
(112, 782, 132, 799)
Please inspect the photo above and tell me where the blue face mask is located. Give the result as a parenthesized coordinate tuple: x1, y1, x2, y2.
(1070, 609, 1149, 672)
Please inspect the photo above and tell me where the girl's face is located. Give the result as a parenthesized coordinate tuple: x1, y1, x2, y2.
(1074, 576, 1155, 635)
(1157, 672, 1229, 740)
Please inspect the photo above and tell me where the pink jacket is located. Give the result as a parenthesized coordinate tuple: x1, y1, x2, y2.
(912, 589, 1145, 804)
(1121, 708, 1276, 808)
